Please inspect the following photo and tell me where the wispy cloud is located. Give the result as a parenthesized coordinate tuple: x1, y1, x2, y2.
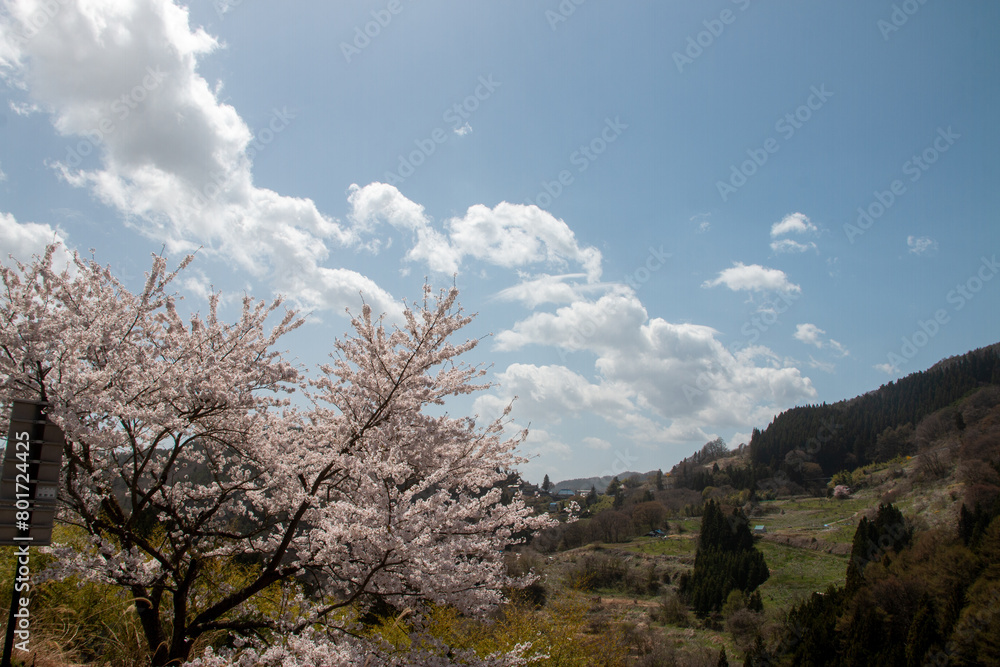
(907, 235, 938, 256)
(771, 238, 817, 254)
(770, 212, 820, 253)
(770, 212, 818, 237)
(795, 323, 849, 357)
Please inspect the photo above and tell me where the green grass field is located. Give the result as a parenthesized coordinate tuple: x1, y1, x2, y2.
(757, 540, 848, 608)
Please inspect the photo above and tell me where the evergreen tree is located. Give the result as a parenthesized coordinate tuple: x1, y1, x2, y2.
(906, 594, 942, 666)
(683, 500, 769, 614)
(542, 474, 551, 492)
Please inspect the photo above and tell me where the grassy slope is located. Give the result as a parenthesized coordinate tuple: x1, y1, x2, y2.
(541, 448, 966, 629)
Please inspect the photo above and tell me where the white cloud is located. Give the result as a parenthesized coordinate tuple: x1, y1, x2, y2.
(495, 289, 645, 354)
(703, 262, 801, 294)
(0, 211, 73, 269)
(489, 290, 817, 446)
(487, 364, 636, 424)
(794, 323, 849, 359)
(875, 362, 898, 375)
(347, 183, 603, 282)
(794, 323, 825, 347)
(828, 339, 849, 357)
(771, 212, 818, 237)
(770, 239, 817, 254)
(453, 122, 472, 136)
(584, 437, 612, 451)
(807, 356, 836, 373)
(0, 0, 409, 316)
(907, 235, 938, 256)
(493, 273, 606, 308)
(448, 202, 602, 281)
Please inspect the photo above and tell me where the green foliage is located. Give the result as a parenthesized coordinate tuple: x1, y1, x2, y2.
(680, 500, 770, 615)
(769, 499, 1000, 666)
(847, 503, 911, 591)
(959, 496, 1000, 549)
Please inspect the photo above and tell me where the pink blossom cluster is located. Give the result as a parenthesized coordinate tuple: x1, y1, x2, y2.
(0, 245, 552, 665)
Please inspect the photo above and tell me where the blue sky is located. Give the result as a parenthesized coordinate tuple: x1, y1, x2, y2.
(1, 0, 998, 483)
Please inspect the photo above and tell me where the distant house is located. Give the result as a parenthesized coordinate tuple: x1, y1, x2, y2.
(556, 489, 575, 497)
(576, 489, 591, 497)
(754, 525, 767, 534)
(548, 502, 560, 512)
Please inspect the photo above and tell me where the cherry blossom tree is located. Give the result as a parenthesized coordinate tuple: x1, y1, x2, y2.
(0, 245, 549, 666)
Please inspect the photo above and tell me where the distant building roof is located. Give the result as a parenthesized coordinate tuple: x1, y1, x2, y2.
(556, 489, 575, 496)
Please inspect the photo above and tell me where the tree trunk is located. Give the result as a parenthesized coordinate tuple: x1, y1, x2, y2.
(132, 586, 168, 665)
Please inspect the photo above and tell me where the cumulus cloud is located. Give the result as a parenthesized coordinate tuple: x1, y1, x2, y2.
(794, 323, 826, 347)
(0, 211, 73, 269)
(493, 273, 606, 308)
(771, 212, 818, 237)
(347, 182, 603, 283)
(703, 262, 801, 294)
(907, 235, 938, 256)
(487, 290, 817, 446)
(0, 0, 407, 316)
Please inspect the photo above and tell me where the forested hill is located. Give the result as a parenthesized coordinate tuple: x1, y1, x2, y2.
(749, 343, 1000, 478)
